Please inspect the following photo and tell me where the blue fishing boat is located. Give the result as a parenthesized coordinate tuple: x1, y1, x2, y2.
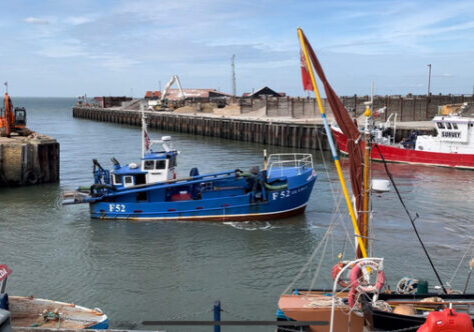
(63, 110, 317, 221)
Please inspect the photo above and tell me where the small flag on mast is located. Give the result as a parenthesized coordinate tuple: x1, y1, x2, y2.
(144, 130, 151, 151)
(300, 50, 313, 91)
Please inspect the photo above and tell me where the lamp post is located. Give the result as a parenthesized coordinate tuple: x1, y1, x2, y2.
(427, 64, 432, 95)
(426, 64, 432, 120)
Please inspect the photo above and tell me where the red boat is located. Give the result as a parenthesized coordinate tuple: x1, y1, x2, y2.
(331, 112, 474, 170)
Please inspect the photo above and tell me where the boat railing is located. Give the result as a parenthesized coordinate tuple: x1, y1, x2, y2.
(267, 153, 313, 177)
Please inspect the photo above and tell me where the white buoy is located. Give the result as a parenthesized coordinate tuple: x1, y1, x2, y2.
(372, 179, 390, 192)
(129, 163, 138, 169)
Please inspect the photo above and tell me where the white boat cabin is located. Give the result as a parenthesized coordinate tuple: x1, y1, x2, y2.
(415, 115, 474, 154)
(111, 136, 178, 188)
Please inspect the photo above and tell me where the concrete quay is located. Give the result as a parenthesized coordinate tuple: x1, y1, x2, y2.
(0, 133, 59, 187)
(72, 106, 436, 151)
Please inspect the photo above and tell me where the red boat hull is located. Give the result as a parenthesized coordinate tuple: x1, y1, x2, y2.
(332, 129, 474, 169)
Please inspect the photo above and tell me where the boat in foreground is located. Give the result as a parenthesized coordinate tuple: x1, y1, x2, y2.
(0, 264, 108, 329)
(277, 28, 474, 332)
(331, 103, 474, 169)
(8, 296, 109, 329)
(63, 111, 317, 221)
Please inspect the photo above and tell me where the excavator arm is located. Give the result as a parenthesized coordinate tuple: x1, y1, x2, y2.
(160, 75, 185, 102)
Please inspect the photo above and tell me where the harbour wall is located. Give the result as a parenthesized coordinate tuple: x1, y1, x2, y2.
(72, 107, 435, 151)
(73, 107, 330, 150)
(0, 135, 59, 187)
(237, 94, 474, 121)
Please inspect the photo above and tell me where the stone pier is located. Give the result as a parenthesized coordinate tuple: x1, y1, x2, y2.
(0, 134, 59, 186)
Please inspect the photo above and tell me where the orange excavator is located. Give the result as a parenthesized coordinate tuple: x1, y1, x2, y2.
(0, 85, 27, 137)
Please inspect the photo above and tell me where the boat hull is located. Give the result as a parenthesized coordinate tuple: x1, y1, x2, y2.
(278, 292, 364, 332)
(89, 168, 317, 221)
(332, 128, 474, 169)
(361, 293, 474, 331)
(8, 296, 109, 329)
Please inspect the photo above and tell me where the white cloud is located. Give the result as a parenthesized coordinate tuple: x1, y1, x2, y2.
(37, 44, 87, 58)
(36, 40, 140, 69)
(88, 54, 141, 69)
(64, 16, 94, 25)
(24, 17, 50, 25)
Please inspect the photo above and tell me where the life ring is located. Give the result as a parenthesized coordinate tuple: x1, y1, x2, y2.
(348, 287, 359, 307)
(331, 262, 351, 288)
(350, 260, 386, 293)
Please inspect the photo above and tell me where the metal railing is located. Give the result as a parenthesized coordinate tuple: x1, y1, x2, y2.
(267, 153, 313, 177)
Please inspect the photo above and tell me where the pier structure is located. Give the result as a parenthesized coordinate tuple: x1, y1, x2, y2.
(0, 134, 59, 187)
(144, 92, 474, 121)
(72, 107, 435, 151)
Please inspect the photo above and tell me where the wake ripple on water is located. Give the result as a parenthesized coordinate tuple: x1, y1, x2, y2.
(223, 221, 273, 231)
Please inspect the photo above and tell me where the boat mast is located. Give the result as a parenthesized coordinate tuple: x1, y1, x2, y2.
(361, 86, 374, 257)
(297, 28, 368, 258)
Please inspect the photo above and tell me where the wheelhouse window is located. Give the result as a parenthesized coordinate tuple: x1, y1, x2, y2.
(144, 160, 154, 170)
(168, 156, 177, 168)
(155, 160, 166, 169)
(437, 122, 445, 129)
(114, 174, 122, 185)
(124, 176, 134, 185)
(453, 123, 458, 129)
(446, 122, 452, 130)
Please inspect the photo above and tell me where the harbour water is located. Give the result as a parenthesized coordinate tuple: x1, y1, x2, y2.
(1, 98, 473, 331)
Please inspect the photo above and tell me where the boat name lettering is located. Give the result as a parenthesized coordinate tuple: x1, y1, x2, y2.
(271, 185, 308, 200)
(109, 204, 126, 212)
(441, 131, 461, 138)
(290, 185, 308, 195)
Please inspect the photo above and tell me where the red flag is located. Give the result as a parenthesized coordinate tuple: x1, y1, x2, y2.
(144, 130, 151, 151)
(300, 50, 314, 91)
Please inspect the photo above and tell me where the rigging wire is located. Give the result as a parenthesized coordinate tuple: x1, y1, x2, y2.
(316, 129, 355, 249)
(280, 126, 358, 295)
(309, 225, 331, 290)
(373, 143, 447, 294)
(281, 225, 333, 295)
(447, 237, 474, 286)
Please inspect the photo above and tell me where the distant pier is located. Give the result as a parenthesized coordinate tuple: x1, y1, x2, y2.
(72, 106, 436, 150)
(0, 134, 59, 186)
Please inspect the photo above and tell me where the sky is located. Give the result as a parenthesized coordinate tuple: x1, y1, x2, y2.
(0, 0, 473, 97)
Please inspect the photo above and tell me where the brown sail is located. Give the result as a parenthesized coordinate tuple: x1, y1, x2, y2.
(301, 31, 365, 255)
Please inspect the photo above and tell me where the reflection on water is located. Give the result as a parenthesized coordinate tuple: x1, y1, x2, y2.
(0, 98, 472, 331)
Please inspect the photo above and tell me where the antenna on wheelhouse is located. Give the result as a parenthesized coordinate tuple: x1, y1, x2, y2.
(140, 102, 148, 159)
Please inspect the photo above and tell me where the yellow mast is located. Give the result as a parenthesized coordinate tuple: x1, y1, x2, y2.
(297, 28, 367, 258)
